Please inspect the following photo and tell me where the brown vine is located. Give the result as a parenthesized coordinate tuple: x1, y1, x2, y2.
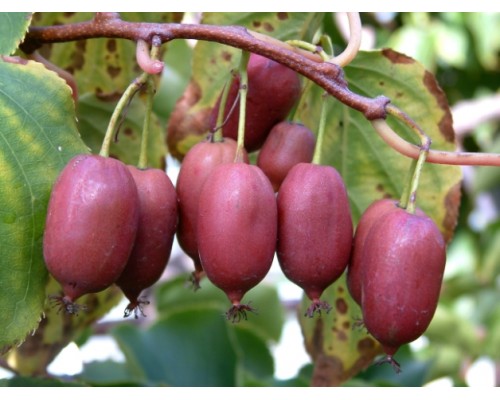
(20, 12, 500, 167)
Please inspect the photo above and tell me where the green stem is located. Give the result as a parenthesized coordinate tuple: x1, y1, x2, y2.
(234, 50, 250, 163)
(398, 158, 417, 210)
(406, 145, 430, 214)
(99, 73, 148, 157)
(137, 77, 155, 169)
(386, 104, 432, 214)
(318, 34, 334, 58)
(137, 39, 162, 168)
(312, 93, 328, 165)
(286, 39, 330, 61)
(212, 74, 233, 142)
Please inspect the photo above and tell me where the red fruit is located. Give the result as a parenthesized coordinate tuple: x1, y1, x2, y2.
(257, 121, 316, 191)
(361, 207, 446, 371)
(348, 199, 428, 307)
(277, 163, 353, 317)
(116, 166, 178, 318)
(43, 154, 139, 313)
(210, 53, 302, 152)
(347, 199, 401, 306)
(176, 137, 248, 289)
(197, 163, 277, 321)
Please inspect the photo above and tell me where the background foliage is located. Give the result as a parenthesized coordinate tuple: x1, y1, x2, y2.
(0, 12, 498, 387)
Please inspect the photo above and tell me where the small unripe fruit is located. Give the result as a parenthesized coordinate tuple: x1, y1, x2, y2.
(116, 166, 178, 318)
(210, 53, 302, 152)
(257, 121, 316, 191)
(277, 163, 353, 317)
(197, 162, 277, 321)
(176, 138, 248, 288)
(43, 154, 139, 313)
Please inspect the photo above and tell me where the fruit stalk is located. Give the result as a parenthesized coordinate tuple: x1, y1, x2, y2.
(99, 73, 148, 157)
(235, 50, 250, 163)
(212, 75, 234, 142)
(312, 92, 329, 165)
(405, 141, 430, 214)
(138, 38, 162, 168)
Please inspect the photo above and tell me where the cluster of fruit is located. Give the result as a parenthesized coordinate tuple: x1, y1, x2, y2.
(176, 53, 349, 322)
(43, 155, 178, 318)
(43, 52, 447, 368)
(177, 53, 448, 366)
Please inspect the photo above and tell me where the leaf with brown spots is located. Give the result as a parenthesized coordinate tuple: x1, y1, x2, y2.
(296, 50, 462, 386)
(5, 278, 123, 376)
(296, 50, 461, 241)
(166, 12, 325, 158)
(31, 12, 182, 98)
(300, 276, 382, 386)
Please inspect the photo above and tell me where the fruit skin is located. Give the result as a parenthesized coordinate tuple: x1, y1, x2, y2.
(197, 162, 277, 319)
(210, 53, 302, 152)
(257, 121, 316, 191)
(347, 199, 401, 306)
(276, 163, 353, 316)
(361, 207, 446, 356)
(43, 154, 139, 309)
(176, 137, 248, 288)
(116, 166, 178, 317)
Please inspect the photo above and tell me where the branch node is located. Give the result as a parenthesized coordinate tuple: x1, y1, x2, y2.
(364, 96, 391, 120)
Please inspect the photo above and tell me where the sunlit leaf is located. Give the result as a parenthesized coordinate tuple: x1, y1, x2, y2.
(0, 13, 32, 55)
(0, 59, 88, 355)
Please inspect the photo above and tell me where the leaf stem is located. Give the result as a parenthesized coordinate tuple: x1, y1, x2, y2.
(312, 93, 329, 165)
(286, 39, 330, 61)
(234, 50, 250, 163)
(329, 12, 362, 67)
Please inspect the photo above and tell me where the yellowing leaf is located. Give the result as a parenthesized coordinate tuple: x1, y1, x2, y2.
(0, 59, 88, 355)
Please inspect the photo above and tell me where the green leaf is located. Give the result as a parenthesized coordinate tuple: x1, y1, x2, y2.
(79, 360, 145, 386)
(112, 307, 238, 386)
(297, 49, 462, 240)
(465, 13, 500, 71)
(232, 325, 274, 386)
(77, 93, 167, 169)
(155, 274, 285, 343)
(6, 278, 123, 376)
(0, 59, 88, 355)
(296, 49, 462, 385)
(167, 12, 325, 158)
(0, 376, 87, 387)
(0, 13, 32, 55)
